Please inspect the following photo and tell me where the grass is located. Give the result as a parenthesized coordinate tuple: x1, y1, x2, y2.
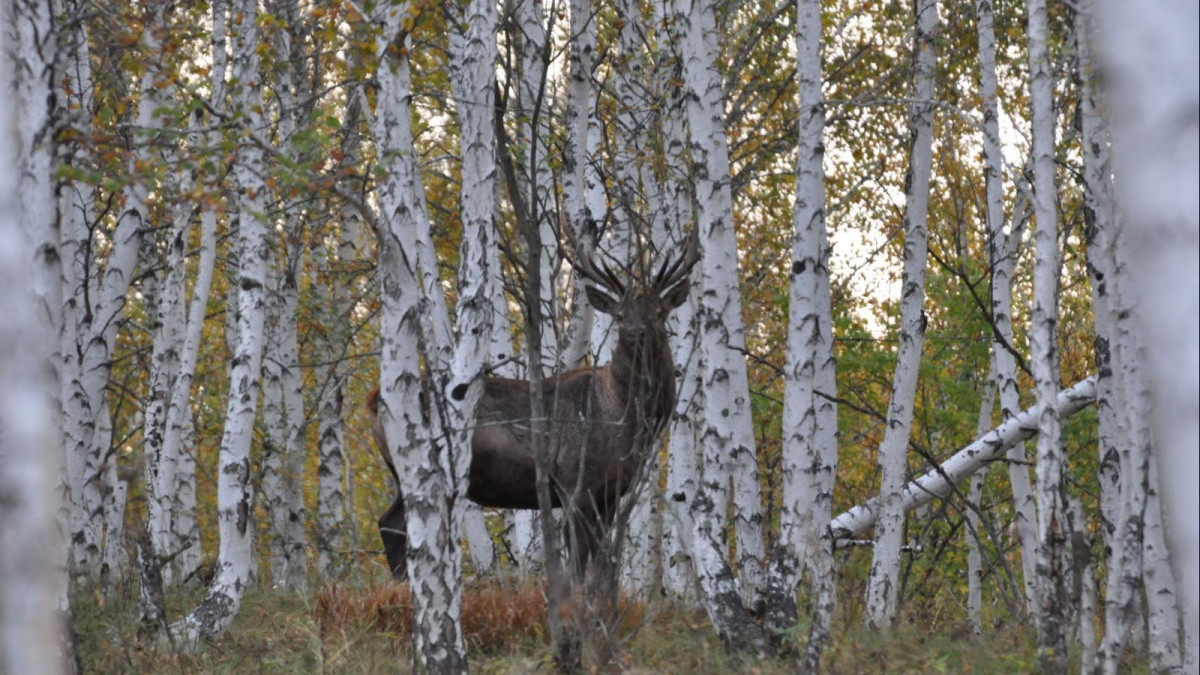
(74, 576, 1147, 673)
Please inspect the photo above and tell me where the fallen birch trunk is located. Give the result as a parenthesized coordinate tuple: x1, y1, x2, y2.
(829, 376, 1098, 541)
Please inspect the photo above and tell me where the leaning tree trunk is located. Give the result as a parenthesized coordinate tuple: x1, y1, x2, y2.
(63, 3, 171, 588)
(830, 378, 1098, 540)
(863, 0, 937, 631)
(162, 1, 227, 587)
(172, 0, 269, 643)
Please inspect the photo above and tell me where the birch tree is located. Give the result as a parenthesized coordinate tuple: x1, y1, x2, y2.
(1, 0, 73, 668)
(259, 2, 313, 592)
(313, 45, 367, 578)
(62, 1, 185, 587)
(261, 243, 308, 591)
(150, 1, 227, 588)
(1098, 0, 1199, 669)
(965, 362, 997, 638)
(677, 0, 767, 617)
(172, 0, 270, 642)
(1026, 0, 1068, 667)
(761, 0, 838, 668)
(863, 0, 938, 630)
(830, 377, 1098, 540)
(368, 0, 497, 667)
(977, 0, 1040, 615)
(659, 27, 703, 601)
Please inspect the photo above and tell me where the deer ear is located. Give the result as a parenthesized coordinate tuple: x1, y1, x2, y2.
(662, 279, 691, 309)
(585, 285, 619, 315)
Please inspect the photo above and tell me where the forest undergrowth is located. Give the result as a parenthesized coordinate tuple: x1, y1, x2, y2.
(74, 569, 1147, 674)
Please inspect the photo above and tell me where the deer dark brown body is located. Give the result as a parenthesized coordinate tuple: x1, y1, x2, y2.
(367, 234, 699, 579)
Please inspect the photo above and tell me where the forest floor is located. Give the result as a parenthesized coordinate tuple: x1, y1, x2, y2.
(74, 574, 1143, 674)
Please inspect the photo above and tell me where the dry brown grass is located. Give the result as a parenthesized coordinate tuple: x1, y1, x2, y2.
(316, 577, 650, 655)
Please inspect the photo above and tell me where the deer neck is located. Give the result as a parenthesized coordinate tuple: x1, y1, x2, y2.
(611, 330, 676, 427)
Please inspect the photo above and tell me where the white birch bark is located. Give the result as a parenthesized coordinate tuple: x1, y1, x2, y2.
(1026, 0, 1068, 666)
(62, 4, 167, 586)
(164, 2, 226, 587)
(262, 254, 308, 591)
(1074, 7, 1174, 671)
(660, 52, 703, 603)
(864, 0, 937, 630)
(829, 377, 1097, 540)
(1074, 4, 1122, 585)
(558, 0, 602, 371)
(172, 0, 269, 642)
(313, 60, 365, 578)
(977, 0, 1040, 616)
(1098, 0, 1199, 670)
(514, 0, 562, 366)
(678, 0, 766, 613)
(55, 0, 92, 589)
(369, 0, 496, 667)
(966, 362, 997, 639)
(1065, 493, 1098, 671)
(1, 2, 72, 668)
(172, 410, 202, 584)
(663, 305, 702, 602)
(1143, 451, 1184, 673)
(141, 57, 221, 587)
(611, 0, 658, 596)
(763, 0, 838, 667)
(258, 0, 309, 593)
(1083, 199, 1154, 675)
(143, 159, 189, 586)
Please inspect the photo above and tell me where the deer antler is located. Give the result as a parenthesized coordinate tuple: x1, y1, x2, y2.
(654, 227, 701, 295)
(564, 218, 626, 297)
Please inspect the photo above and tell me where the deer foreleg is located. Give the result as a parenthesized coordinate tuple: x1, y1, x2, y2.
(378, 494, 408, 580)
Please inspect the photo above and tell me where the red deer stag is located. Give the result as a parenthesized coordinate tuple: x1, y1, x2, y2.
(367, 232, 700, 579)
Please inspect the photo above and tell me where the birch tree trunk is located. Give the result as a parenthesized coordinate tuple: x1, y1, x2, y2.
(259, 0, 309, 592)
(966, 362, 997, 639)
(172, 0, 269, 642)
(977, 0, 1040, 616)
(262, 251, 308, 591)
(162, 1, 227, 587)
(762, 0, 839, 668)
(611, 0, 660, 596)
(830, 377, 1097, 540)
(864, 0, 937, 631)
(55, 0, 93, 588)
(660, 49, 703, 603)
(1098, 0, 1199, 670)
(558, 0, 603, 372)
(1, 1, 73, 668)
(62, 2, 173, 587)
(1026, 0, 1068, 667)
(678, 0, 766, 615)
(1143, 452, 1185, 673)
(311, 83, 361, 579)
(369, 0, 497, 667)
